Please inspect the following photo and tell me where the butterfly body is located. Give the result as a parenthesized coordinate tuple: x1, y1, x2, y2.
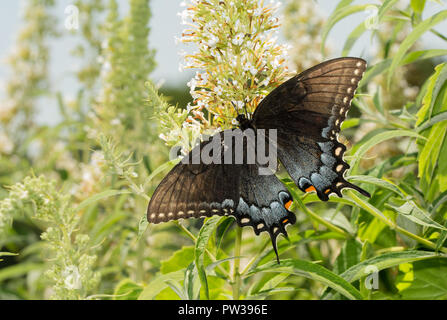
(147, 57, 371, 262)
(235, 114, 253, 130)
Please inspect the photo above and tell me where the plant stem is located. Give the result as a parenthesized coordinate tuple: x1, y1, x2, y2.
(232, 227, 242, 300)
(136, 230, 145, 282)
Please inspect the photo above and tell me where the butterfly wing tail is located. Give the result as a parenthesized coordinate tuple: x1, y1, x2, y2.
(343, 181, 371, 198)
(271, 232, 281, 264)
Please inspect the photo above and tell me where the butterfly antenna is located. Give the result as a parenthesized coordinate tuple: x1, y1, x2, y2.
(230, 101, 240, 117)
(243, 102, 250, 120)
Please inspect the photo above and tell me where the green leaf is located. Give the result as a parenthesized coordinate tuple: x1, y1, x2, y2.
(387, 10, 447, 87)
(144, 159, 179, 189)
(75, 189, 131, 213)
(113, 279, 143, 300)
(137, 214, 148, 239)
(411, 0, 427, 14)
(319, 210, 355, 234)
(184, 262, 198, 300)
(401, 49, 447, 65)
(321, 4, 371, 54)
(399, 258, 447, 299)
(155, 286, 182, 300)
(418, 124, 446, 178)
(335, 0, 355, 11)
(435, 225, 447, 252)
(207, 276, 228, 300)
(324, 250, 444, 299)
(0, 262, 43, 282)
(342, 21, 368, 57)
(90, 211, 128, 243)
(349, 175, 405, 197)
(215, 216, 234, 252)
(418, 122, 447, 200)
(0, 252, 18, 257)
(341, 118, 360, 130)
(373, 86, 384, 115)
(342, 0, 399, 55)
(248, 259, 363, 300)
(138, 270, 185, 300)
(417, 111, 447, 132)
(349, 130, 424, 174)
(358, 215, 388, 244)
(248, 273, 291, 298)
(387, 201, 447, 231)
(339, 251, 443, 283)
(161, 246, 195, 274)
(166, 280, 187, 300)
(333, 239, 362, 275)
(416, 63, 447, 125)
(194, 216, 223, 299)
(0, 252, 18, 262)
(359, 50, 447, 88)
(206, 256, 241, 272)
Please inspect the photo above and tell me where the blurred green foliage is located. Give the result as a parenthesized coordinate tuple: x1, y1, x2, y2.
(1, 0, 447, 300)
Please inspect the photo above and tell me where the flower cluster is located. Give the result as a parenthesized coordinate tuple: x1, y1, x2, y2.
(173, 0, 291, 144)
(147, 81, 198, 155)
(0, 175, 100, 299)
(93, 0, 155, 141)
(283, 0, 331, 72)
(43, 230, 100, 299)
(98, 134, 147, 199)
(0, 176, 66, 226)
(0, 199, 13, 238)
(73, 151, 107, 201)
(71, 0, 106, 92)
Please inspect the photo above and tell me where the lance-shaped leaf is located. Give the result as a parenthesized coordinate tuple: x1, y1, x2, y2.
(387, 200, 447, 231)
(194, 216, 223, 299)
(248, 259, 363, 300)
(387, 10, 447, 87)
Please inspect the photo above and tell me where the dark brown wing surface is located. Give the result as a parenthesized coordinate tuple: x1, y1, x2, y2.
(252, 57, 370, 200)
(147, 130, 296, 261)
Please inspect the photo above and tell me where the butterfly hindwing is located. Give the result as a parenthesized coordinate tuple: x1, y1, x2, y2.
(252, 57, 370, 200)
(147, 130, 296, 259)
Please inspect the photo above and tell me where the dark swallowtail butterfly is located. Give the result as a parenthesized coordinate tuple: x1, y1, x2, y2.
(147, 57, 370, 262)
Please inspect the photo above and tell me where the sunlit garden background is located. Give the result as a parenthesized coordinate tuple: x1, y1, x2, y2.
(1, 0, 447, 300)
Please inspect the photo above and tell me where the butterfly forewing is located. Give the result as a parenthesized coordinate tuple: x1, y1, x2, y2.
(252, 57, 369, 200)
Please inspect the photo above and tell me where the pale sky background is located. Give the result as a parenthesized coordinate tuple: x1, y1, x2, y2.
(1, 0, 446, 124)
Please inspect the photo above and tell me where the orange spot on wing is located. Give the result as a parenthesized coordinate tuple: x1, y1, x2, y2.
(305, 186, 316, 193)
(282, 218, 289, 224)
(324, 189, 331, 194)
(285, 200, 293, 210)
